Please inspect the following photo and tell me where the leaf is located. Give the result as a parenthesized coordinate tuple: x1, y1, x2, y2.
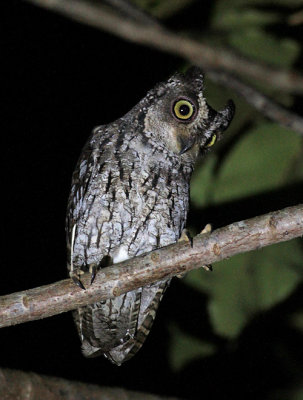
(190, 155, 217, 208)
(211, 123, 302, 204)
(228, 27, 299, 68)
(168, 324, 216, 371)
(191, 79, 258, 208)
(191, 122, 303, 207)
(185, 239, 303, 338)
(213, 9, 281, 31)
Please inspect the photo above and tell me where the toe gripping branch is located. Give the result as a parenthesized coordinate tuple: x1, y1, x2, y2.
(70, 265, 98, 290)
(200, 224, 213, 272)
(70, 271, 86, 290)
(70, 255, 113, 290)
(179, 229, 193, 247)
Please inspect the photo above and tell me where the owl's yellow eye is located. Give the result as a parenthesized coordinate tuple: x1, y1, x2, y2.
(173, 99, 195, 120)
(205, 134, 217, 147)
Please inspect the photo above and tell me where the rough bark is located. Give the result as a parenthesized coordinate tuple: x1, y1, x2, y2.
(0, 204, 302, 329)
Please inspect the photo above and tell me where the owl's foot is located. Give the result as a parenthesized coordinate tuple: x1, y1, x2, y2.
(70, 258, 111, 288)
(70, 269, 86, 290)
(200, 223, 212, 235)
(178, 229, 193, 247)
(89, 264, 98, 285)
(200, 223, 213, 272)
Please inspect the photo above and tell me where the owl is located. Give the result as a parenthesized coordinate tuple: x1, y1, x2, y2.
(66, 67, 234, 365)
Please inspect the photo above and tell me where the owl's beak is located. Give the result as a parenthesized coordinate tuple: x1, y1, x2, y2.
(178, 137, 195, 155)
(179, 142, 193, 155)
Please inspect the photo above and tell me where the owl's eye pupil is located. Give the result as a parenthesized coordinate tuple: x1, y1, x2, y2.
(173, 99, 195, 121)
(179, 104, 190, 116)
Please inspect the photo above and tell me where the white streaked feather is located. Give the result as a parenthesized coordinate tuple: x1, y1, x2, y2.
(70, 224, 77, 272)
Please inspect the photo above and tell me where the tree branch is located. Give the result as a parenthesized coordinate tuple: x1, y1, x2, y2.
(24, 0, 303, 95)
(0, 368, 182, 400)
(23, 0, 303, 136)
(208, 71, 303, 136)
(103, 0, 161, 27)
(0, 204, 302, 329)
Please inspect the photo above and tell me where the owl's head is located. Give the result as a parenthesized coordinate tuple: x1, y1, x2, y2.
(142, 67, 235, 162)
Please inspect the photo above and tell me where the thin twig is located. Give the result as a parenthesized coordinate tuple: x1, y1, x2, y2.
(24, 0, 303, 94)
(208, 71, 303, 136)
(0, 204, 302, 329)
(104, 0, 161, 27)
(0, 368, 183, 400)
(288, 10, 303, 26)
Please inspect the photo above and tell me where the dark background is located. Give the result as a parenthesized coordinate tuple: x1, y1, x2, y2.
(2, 1, 303, 399)
(1, 1, 201, 397)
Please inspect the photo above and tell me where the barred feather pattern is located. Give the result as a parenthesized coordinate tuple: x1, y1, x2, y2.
(66, 67, 234, 365)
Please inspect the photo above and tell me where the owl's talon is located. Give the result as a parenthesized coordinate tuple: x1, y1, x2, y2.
(200, 223, 212, 235)
(179, 229, 193, 247)
(202, 264, 213, 272)
(72, 275, 86, 290)
(70, 269, 86, 290)
(90, 265, 97, 285)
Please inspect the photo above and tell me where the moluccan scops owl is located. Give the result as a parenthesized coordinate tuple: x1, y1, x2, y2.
(66, 67, 234, 365)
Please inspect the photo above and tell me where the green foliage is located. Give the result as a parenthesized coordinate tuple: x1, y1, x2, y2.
(170, 114, 303, 374)
(229, 29, 299, 68)
(185, 240, 302, 338)
(212, 8, 282, 31)
(191, 123, 302, 206)
(168, 324, 216, 371)
(176, 115, 303, 371)
(133, 0, 303, 394)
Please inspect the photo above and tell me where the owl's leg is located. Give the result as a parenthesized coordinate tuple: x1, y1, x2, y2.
(70, 269, 86, 290)
(200, 223, 213, 272)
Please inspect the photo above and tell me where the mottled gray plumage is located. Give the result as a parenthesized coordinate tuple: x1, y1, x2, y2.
(66, 67, 234, 365)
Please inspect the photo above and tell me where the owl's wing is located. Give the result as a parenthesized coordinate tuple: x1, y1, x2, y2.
(79, 288, 142, 356)
(66, 126, 112, 273)
(104, 279, 170, 365)
(66, 135, 97, 270)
